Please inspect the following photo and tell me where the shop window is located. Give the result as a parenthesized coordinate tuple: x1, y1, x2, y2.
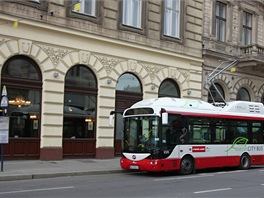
(1, 55, 42, 138)
(65, 65, 96, 88)
(2, 58, 39, 80)
(8, 89, 40, 138)
(63, 65, 97, 139)
(158, 79, 180, 98)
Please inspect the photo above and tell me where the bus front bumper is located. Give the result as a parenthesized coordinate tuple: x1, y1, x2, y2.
(120, 157, 179, 172)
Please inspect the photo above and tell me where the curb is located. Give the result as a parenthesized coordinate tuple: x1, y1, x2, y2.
(0, 174, 33, 181)
(0, 170, 124, 181)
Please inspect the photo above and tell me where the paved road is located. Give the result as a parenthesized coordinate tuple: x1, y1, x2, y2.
(0, 166, 263, 197)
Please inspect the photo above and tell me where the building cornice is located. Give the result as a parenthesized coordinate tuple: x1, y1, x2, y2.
(0, 14, 203, 64)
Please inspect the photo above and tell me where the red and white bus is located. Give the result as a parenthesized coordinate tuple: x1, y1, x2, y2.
(117, 97, 264, 174)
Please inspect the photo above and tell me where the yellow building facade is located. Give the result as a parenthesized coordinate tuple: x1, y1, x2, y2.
(0, 0, 203, 160)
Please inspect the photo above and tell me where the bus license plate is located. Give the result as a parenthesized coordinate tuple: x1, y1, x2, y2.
(130, 165, 139, 170)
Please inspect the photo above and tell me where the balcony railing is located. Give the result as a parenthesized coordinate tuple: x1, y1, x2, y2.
(238, 44, 264, 67)
(240, 44, 264, 57)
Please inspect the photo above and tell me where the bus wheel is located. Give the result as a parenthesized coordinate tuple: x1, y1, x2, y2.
(239, 153, 251, 170)
(179, 156, 194, 175)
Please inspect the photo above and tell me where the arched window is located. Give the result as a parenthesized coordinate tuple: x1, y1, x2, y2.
(63, 65, 97, 138)
(237, 87, 250, 101)
(261, 94, 264, 104)
(158, 79, 180, 98)
(116, 73, 142, 93)
(208, 83, 225, 103)
(65, 65, 96, 88)
(1, 55, 42, 138)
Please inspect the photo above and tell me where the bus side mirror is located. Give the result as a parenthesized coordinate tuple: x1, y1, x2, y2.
(109, 114, 114, 126)
(109, 111, 115, 126)
(162, 112, 168, 125)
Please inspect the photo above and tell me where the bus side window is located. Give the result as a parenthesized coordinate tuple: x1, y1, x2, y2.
(214, 127, 225, 143)
(163, 114, 182, 149)
(188, 117, 210, 144)
(237, 121, 248, 139)
(229, 120, 249, 143)
(252, 121, 263, 144)
(212, 119, 226, 143)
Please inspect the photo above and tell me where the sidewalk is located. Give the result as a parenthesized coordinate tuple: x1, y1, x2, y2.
(0, 158, 123, 181)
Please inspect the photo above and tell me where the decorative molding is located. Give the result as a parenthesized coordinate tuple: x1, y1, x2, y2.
(95, 55, 123, 75)
(178, 69, 189, 79)
(0, 38, 6, 45)
(128, 60, 137, 71)
(233, 77, 258, 97)
(41, 46, 69, 67)
(170, 68, 177, 78)
(79, 51, 90, 64)
(19, 39, 32, 54)
(141, 63, 163, 81)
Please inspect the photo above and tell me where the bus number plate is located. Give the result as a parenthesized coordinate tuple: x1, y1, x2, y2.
(130, 165, 139, 170)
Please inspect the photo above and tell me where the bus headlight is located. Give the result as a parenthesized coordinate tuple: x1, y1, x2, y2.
(149, 160, 158, 165)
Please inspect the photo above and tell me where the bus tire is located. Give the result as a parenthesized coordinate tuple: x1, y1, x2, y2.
(179, 156, 194, 175)
(239, 153, 251, 170)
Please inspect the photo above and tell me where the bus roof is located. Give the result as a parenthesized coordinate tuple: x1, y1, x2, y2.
(125, 97, 264, 119)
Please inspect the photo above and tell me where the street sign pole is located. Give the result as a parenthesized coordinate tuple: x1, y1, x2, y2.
(1, 111, 4, 172)
(0, 85, 8, 172)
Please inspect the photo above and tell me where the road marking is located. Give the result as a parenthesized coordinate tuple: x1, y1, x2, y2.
(154, 169, 249, 182)
(214, 170, 246, 174)
(261, 184, 264, 186)
(0, 186, 74, 195)
(194, 188, 232, 194)
(154, 174, 213, 182)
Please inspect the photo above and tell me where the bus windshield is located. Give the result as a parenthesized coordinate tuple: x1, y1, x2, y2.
(123, 116, 160, 153)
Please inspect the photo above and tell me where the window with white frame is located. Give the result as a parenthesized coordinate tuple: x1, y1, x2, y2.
(164, 0, 181, 38)
(242, 11, 252, 45)
(28, 0, 40, 2)
(72, 0, 96, 17)
(215, 1, 226, 42)
(122, 0, 142, 29)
